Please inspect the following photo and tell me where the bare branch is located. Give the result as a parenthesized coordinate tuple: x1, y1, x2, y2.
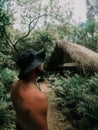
(14, 0, 43, 46)
(14, 14, 51, 46)
(2, 25, 20, 54)
(29, 0, 42, 32)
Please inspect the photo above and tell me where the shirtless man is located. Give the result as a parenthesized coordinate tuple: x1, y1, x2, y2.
(10, 49, 48, 130)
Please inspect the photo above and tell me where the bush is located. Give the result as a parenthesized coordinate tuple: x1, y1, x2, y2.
(16, 29, 56, 65)
(0, 68, 18, 92)
(0, 67, 17, 129)
(52, 74, 98, 130)
(72, 19, 98, 52)
(31, 29, 56, 64)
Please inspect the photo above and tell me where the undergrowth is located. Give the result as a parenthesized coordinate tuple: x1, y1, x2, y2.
(51, 74, 98, 130)
(0, 68, 17, 130)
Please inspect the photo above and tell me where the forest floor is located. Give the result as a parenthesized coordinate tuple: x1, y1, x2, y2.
(40, 80, 75, 130)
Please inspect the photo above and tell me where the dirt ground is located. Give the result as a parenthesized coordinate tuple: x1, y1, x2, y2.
(40, 80, 75, 130)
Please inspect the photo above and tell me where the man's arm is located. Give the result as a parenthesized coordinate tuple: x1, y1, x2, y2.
(28, 93, 48, 130)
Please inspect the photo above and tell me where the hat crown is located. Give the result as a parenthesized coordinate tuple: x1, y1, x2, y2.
(16, 50, 36, 70)
(16, 49, 46, 70)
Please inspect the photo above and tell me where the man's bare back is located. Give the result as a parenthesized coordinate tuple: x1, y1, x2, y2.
(10, 80, 48, 130)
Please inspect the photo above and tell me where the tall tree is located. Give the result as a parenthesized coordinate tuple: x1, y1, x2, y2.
(86, 0, 98, 20)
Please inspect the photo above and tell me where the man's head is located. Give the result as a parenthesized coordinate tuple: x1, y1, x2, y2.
(16, 49, 46, 80)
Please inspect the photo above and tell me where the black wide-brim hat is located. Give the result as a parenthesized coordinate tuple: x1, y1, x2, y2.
(16, 49, 46, 79)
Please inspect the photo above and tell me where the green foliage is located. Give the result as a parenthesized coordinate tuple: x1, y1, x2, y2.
(32, 30, 56, 63)
(0, 0, 16, 70)
(0, 67, 17, 129)
(52, 74, 98, 130)
(17, 29, 56, 64)
(0, 0, 13, 34)
(0, 95, 15, 127)
(0, 1, 98, 130)
(0, 68, 18, 92)
(72, 19, 98, 51)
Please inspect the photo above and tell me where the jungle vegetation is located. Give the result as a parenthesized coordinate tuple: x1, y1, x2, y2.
(0, 0, 98, 130)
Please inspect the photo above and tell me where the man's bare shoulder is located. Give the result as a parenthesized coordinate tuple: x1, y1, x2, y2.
(24, 84, 48, 110)
(11, 80, 31, 97)
(11, 80, 48, 106)
(11, 80, 31, 91)
(25, 86, 48, 104)
(10, 80, 19, 93)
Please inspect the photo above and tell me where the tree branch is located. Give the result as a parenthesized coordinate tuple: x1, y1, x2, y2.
(2, 25, 20, 54)
(14, 14, 51, 46)
(14, 0, 43, 46)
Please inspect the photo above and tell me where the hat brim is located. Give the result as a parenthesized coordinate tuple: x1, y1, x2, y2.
(36, 49, 46, 60)
(18, 59, 43, 79)
(24, 59, 43, 74)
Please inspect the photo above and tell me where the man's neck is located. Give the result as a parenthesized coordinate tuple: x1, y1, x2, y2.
(25, 70, 38, 83)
